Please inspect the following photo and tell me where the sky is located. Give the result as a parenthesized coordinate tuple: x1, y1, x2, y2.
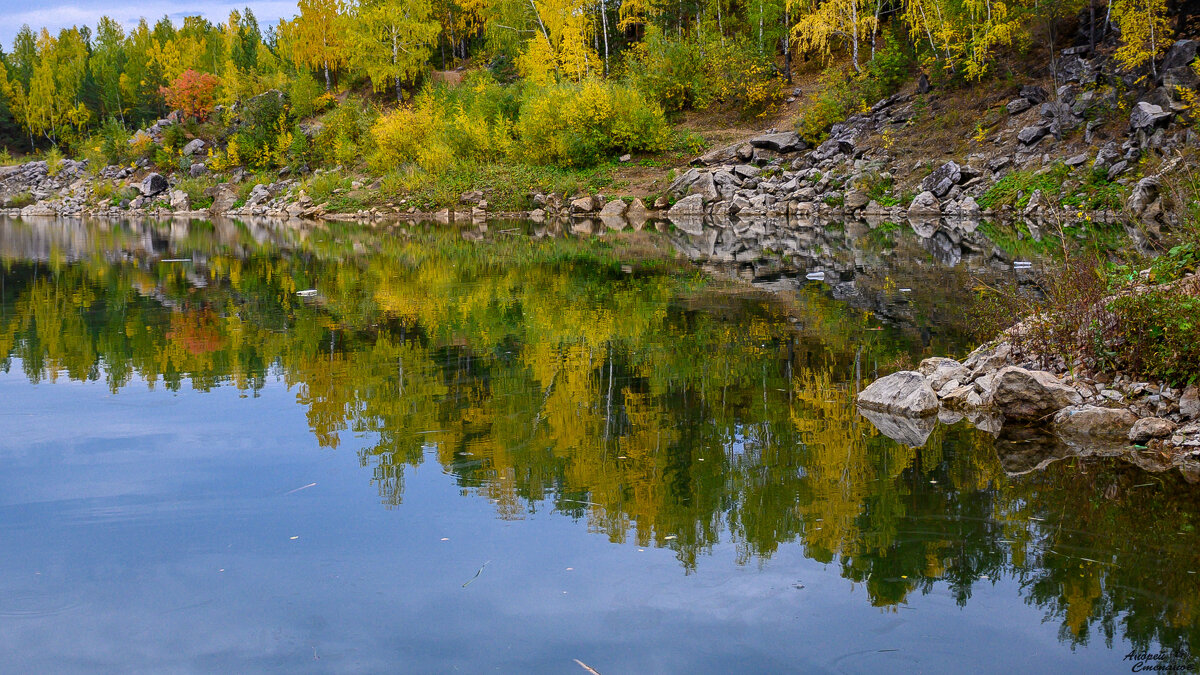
(0, 0, 297, 50)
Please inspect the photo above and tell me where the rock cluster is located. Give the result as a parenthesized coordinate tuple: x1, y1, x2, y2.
(857, 337, 1200, 479)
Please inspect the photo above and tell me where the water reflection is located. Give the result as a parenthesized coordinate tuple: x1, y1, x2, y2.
(1, 215, 1197, 667)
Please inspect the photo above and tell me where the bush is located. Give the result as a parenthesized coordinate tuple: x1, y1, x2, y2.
(314, 96, 376, 166)
(288, 71, 328, 120)
(161, 70, 221, 120)
(517, 80, 669, 167)
(625, 28, 783, 117)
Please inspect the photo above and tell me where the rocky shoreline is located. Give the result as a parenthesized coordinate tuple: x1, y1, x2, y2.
(856, 306, 1200, 481)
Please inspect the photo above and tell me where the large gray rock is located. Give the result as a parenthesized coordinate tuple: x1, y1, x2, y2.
(1129, 417, 1177, 443)
(1054, 405, 1138, 439)
(1181, 385, 1199, 419)
(204, 183, 237, 213)
(688, 172, 719, 203)
(1160, 39, 1199, 73)
(991, 366, 1082, 421)
(181, 139, 206, 156)
(749, 131, 807, 153)
(140, 172, 168, 197)
(843, 190, 870, 210)
(169, 189, 189, 211)
(857, 371, 940, 417)
(907, 190, 940, 216)
(919, 357, 968, 390)
(1006, 98, 1033, 115)
(668, 168, 700, 195)
(921, 161, 962, 198)
(1128, 176, 1160, 216)
(1017, 125, 1049, 145)
(570, 195, 596, 213)
(668, 194, 706, 216)
(1130, 101, 1172, 130)
(599, 199, 627, 217)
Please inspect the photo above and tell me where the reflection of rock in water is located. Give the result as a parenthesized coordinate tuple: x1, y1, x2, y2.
(0, 215, 314, 263)
(858, 408, 937, 447)
(993, 425, 1073, 475)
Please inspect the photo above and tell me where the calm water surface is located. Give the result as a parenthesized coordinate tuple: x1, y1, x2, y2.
(0, 216, 1197, 673)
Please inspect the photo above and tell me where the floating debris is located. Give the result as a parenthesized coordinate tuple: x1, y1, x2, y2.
(805, 271, 826, 281)
(160, 258, 191, 263)
(284, 482, 317, 495)
(574, 659, 602, 675)
(296, 289, 318, 297)
(462, 560, 491, 588)
(1013, 261, 1034, 269)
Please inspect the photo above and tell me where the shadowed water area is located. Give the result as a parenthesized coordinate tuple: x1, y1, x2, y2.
(0, 215, 1197, 673)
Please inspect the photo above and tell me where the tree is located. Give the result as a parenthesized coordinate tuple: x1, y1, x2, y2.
(161, 69, 220, 119)
(1112, 0, 1173, 77)
(91, 17, 127, 123)
(350, 0, 440, 102)
(282, 0, 349, 91)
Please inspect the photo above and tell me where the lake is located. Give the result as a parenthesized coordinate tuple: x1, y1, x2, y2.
(0, 215, 1197, 673)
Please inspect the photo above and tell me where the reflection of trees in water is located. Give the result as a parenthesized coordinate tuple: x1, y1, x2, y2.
(0, 217, 1197, 660)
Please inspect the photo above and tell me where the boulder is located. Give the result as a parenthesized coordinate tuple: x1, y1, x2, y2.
(1006, 98, 1033, 115)
(570, 195, 596, 213)
(990, 366, 1082, 421)
(857, 371, 940, 417)
(599, 199, 628, 217)
(668, 194, 706, 216)
(1160, 39, 1199, 73)
(1054, 405, 1138, 439)
(749, 131, 807, 153)
(668, 168, 700, 195)
(1019, 85, 1049, 103)
(921, 161, 962, 198)
(626, 198, 649, 221)
(1181, 385, 1199, 420)
(1130, 101, 1172, 130)
(843, 190, 870, 210)
(181, 139, 205, 156)
(189, 163, 207, 177)
(169, 189, 189, 211)
(688, 172, 720, 203)
(1128, 176, 1160, 217)
(1017, 125, 1049, 145)
(204, 183, 237, 214)
(941, 384, 986, 411)
(1129, 417, 1177, 443)
(919, 357, 969, 390)
(907, 190, 940, 216)
(139, 172, 168, 197)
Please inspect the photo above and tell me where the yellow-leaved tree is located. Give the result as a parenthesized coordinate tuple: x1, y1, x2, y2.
(1112, 0, 1173, 77)
(280, 0, 350, 91)
(350, 0, 441, 102)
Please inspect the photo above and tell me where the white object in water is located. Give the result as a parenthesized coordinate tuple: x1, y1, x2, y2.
(805, 271, 826, 281)
(296, 289, 318, 297)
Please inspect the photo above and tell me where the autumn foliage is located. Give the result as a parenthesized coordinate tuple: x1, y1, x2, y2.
(161, 69, 220, 120)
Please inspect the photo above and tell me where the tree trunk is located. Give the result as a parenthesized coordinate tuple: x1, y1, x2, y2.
(851, 0, 860, 71)
(600, 0, 611, 76)
(783, 4, 792, 84)
(324, 62, 331, 91)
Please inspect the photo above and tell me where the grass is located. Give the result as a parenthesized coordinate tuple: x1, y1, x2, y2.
(979, 163, 1129, 212)
(4, 191, 36, 208)
(373, 161, 621, 212)
(174, 175, 218, 210)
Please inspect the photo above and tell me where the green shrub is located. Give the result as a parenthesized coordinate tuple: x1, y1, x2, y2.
(314, 95, 376, 166)
(518, 80, 669, 167)
(289, 71, 327, 119)
(625, 27, 783, 117)
(1107, 292, 1200, 385)
(796, 32, 913, 143)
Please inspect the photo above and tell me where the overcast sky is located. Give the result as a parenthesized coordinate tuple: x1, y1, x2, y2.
(0, 0, 298, 50)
